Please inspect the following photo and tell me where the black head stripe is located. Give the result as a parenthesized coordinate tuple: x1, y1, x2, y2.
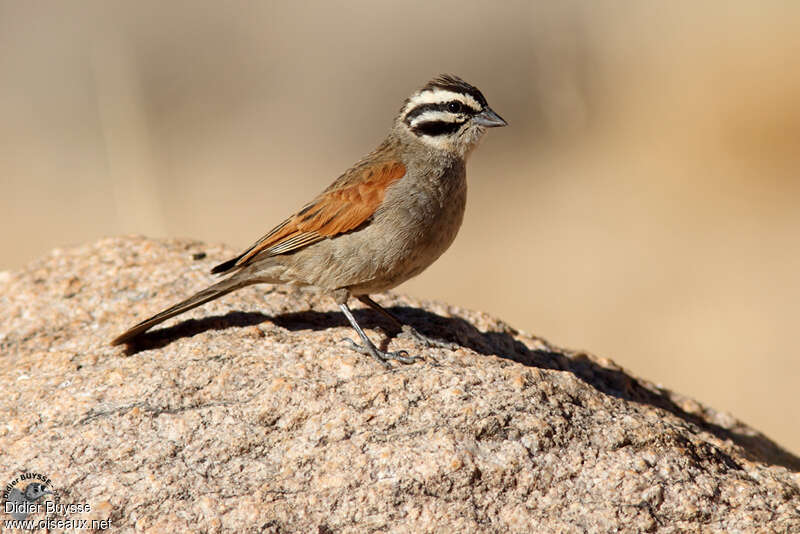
(405, 103, 445, 124)
(404, 100, 479, 126)
(411, 120, 465, 137)
(423, 74, 488, 108)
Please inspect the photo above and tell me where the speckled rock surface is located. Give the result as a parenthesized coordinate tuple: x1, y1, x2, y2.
(1, 237, 799, 533)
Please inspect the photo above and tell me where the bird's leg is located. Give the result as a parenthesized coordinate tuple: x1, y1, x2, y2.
(338, 302, 420, 366)
(357, 295, 457, 350)
(356, 295, 404, 329)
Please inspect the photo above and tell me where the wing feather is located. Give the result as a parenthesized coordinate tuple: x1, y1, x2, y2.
(211, 160, 406, 274)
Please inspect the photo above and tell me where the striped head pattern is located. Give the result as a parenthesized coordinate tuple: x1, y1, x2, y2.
(399, 74, 507, 155)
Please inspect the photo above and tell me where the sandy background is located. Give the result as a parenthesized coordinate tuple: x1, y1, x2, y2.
(2, 2, 799, 453)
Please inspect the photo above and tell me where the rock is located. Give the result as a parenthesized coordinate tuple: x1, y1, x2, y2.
(1, 236, 798, 533)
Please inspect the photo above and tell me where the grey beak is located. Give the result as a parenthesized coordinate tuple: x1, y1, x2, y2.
(474, 107, 507, 127)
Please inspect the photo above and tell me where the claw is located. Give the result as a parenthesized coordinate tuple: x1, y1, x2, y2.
(342, 337, 360, 349)
(387, 349, 421, 365)
(337, 301, 424, 367)
(340, 339, 420, 366)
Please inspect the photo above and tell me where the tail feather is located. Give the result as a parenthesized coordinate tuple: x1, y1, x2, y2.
(110, 275, 254, 345)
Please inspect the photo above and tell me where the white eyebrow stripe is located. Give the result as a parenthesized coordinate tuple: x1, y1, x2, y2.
(403, 89, 482, 115)
(409, 110, 464, 127)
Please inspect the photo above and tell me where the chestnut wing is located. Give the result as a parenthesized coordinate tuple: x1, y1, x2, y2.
(211, 161, 406, 274)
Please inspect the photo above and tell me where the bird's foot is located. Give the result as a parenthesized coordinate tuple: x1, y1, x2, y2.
(399, 325, 458, 350)
(342, 338, 421, 367)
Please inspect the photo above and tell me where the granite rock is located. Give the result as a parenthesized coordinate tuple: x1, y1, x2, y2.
(1, 237, 798, 533)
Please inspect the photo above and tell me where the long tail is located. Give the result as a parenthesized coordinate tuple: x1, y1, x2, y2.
(110, 274, 256, 345)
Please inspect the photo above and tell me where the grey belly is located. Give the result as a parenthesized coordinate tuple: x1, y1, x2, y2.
(284, 177, 467, 295)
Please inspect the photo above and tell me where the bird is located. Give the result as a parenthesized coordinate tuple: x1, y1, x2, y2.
(111, 74, 507, 366)
(6, 482, 52, 520)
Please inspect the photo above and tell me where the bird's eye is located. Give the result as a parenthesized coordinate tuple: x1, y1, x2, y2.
(447, 101, 462, 113)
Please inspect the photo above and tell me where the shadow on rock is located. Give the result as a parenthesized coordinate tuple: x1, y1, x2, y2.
(277, 305, 800, 472)
(120, 311, 271, 354)
(120, 303, 800, 472)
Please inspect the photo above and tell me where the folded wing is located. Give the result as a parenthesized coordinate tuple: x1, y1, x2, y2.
(211, 160, 406, 274)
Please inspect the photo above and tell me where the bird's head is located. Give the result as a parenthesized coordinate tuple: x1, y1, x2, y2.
(397, 74, 507, 158)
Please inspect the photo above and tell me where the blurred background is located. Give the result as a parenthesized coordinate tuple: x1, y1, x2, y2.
(1, 1, 798, 453)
